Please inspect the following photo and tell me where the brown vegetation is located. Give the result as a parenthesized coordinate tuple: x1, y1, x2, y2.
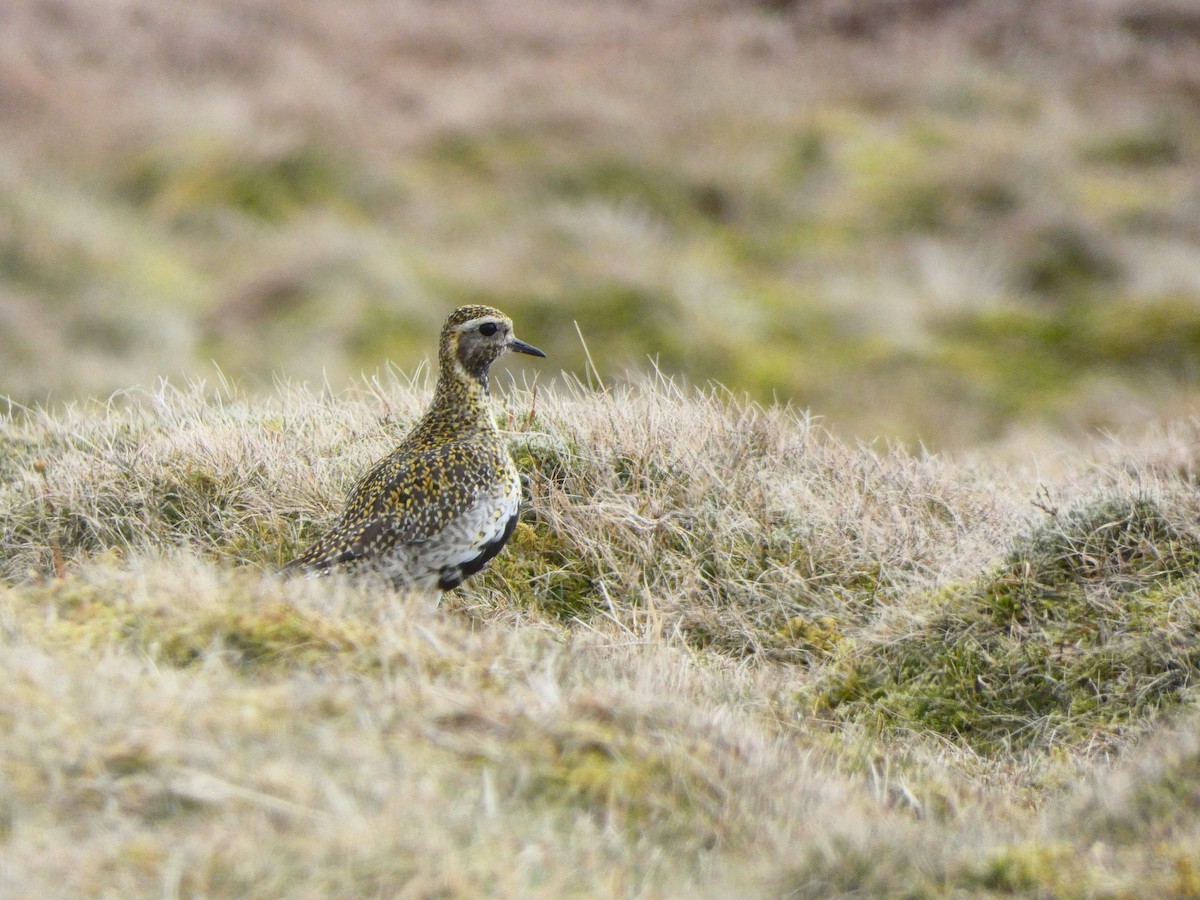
(1, 0, 1199, 446)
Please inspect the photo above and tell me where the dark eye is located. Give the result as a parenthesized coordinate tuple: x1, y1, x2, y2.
(479, 322, 499, 336)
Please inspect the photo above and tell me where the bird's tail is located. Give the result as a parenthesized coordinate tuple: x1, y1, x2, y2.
(280, 538, 333, 577)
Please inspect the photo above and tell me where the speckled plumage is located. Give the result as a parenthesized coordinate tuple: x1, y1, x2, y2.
(285, 305, 545, 590)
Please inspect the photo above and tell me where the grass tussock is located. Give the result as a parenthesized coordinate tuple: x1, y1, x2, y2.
(806, 494, 1200, 753)
(2, 375, 1200, 895)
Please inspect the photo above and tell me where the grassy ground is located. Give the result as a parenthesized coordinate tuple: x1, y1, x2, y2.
(4, 1, 1200, 894)
(3, 375, 1200, 896)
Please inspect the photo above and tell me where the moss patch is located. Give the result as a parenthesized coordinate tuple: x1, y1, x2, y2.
(805, 494, 1200, 754)
(477, 519, 600, 621)
(17, 573, 377, 672)
(155, 600, 375, 671)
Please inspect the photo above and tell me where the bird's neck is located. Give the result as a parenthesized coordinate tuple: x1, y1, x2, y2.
(419, 364, 496, 438)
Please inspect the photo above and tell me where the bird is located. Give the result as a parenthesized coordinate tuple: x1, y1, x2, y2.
(285, 305, 545, 591)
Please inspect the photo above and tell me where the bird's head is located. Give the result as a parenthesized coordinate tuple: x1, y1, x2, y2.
(439, 305, 545, 387)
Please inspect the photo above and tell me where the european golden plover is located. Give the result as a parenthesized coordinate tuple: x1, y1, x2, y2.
(285, 305, 545, 590)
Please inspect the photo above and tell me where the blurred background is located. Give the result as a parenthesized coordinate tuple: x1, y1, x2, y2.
(2, 0, 1199, 450)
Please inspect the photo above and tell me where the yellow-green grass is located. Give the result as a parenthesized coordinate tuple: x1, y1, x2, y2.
(3, 375, 1200, 895)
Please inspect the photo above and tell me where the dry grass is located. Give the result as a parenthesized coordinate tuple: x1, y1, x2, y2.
(3, 375, 1200, 896)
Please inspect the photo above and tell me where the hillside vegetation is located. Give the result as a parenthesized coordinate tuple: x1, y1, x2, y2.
(3, 376, 1200, 896)
(4, 0, 1200, 894)
(2, 0, 1200, 447)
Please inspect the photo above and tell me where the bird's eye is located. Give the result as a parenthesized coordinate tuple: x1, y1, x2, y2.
(479, 322, 499, 336)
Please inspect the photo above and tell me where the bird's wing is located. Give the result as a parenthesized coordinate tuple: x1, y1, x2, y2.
(288, 441, 503, 571)
(292, 513, 404, 572)
(356, 439, 499, 527)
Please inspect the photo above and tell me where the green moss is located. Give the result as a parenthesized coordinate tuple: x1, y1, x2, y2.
(782, 126, 829, 178)
(508, 433, 591, 493)
(831, 117, 1023, 235)
(804, 495, 1200, 754)
(928, 295, 1200, 429)
(25, 578, 143, 650)
(475, 431, 606, 621)
(478, 519, 599, 621)
(1169, 849, 1200, 897)
(15, 572, 374, 672)
(1079, 296, 1200, 372)
(676, 599, 816, 663)
(678, 538, 883, 664)
(963, 842, 1081, 896)
(777, 615, 843, 656)
(226, 512, 312, 568)
(425, 129, 545, 179)
(156, 600, 373, 671)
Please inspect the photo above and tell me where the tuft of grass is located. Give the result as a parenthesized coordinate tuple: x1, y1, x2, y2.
(1071, 710, 1200, 848)
(805, 494, 1200, 753)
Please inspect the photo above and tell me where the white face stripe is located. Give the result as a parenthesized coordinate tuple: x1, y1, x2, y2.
(457, 316, 511, 334)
